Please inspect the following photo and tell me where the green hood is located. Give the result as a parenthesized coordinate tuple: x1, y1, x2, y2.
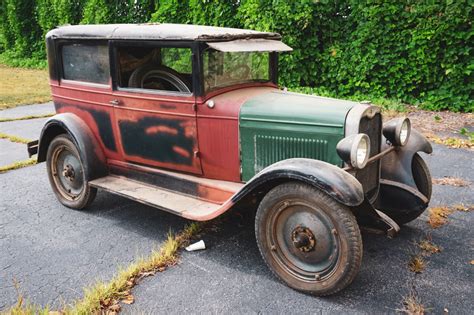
(239, 91, 357, 181)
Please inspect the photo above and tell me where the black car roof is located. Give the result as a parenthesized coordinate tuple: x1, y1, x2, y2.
(46, 23, 282, 42)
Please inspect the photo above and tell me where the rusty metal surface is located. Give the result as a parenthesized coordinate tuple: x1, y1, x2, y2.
(197, 86, 276, 181)
(37, 113, 108, 181)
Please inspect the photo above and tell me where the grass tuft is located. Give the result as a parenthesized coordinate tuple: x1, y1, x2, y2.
(76, 223, 201, 313)
(399, 291, 426, 315)
(3, 223, 202, 314)
(0, 133, 33, 144)
(0, 158, 37, 174)
(0, 113, 54, 123)
(408, 255, 427, 273)
(428, 206, 453, 228)
(2, 279, 50, 315)
(417, 238, 442, 256)
(427, 204, 473, 228)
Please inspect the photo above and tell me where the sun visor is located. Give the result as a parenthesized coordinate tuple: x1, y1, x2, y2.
(206, 39, 293, 52)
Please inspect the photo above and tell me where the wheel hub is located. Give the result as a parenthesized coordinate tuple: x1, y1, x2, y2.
(62, 164, 76, 181)
(291, 226, 316, 252)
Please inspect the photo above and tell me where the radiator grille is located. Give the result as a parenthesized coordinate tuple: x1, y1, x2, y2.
(356, 113, 382, 199)
(254, 135, 328, 173)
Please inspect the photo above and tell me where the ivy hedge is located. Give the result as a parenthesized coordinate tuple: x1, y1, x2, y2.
(0, 0, 472, 112)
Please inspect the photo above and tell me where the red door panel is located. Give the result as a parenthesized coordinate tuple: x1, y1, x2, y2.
(112, 91, 202, 175)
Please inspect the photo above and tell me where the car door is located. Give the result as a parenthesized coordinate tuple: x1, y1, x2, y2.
(110, 41, 202, 175)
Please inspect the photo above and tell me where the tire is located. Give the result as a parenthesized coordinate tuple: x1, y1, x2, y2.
(255, 182, 362, 296)
(128, 64, 191, 93)
(46, 134, 97, 209)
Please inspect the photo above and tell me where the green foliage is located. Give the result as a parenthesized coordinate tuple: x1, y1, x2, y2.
(0, 0, 471, 111)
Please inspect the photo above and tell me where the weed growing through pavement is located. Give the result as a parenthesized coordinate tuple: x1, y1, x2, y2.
(0, 133, 32, 144)
(0, 158, 37, 174)
(0, 113, 54, 123)
(399, 290, 426, 315)
(2, 223, 202, 315)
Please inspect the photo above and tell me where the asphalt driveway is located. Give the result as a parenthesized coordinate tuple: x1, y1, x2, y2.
(0, 104, 473, 313)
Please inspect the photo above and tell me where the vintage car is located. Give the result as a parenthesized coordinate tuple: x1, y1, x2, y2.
(28, 24, 432, 296)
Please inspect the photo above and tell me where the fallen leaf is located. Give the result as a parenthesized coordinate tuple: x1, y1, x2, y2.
(108, 304, 121, 312)
(432, 177, 470, 187)
(121, 294, 135, 305)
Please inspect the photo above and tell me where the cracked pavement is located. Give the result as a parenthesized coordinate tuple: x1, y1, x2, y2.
(0, 103, 473, 313)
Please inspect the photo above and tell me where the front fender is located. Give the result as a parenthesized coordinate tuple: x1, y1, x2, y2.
(380, 129, 432, 188)
(232, 158, 364, 207)
(37, 113, 107, 181)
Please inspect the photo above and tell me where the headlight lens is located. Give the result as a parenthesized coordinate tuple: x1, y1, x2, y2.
(336, 133, 370, 169)
(356, 136, 369, 167)
(383, 117, 411, 146)
(399, 119, 410, 145)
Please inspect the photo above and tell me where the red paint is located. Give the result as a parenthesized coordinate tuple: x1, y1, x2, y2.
(50, 82, 123, 162)
(51, 78, 278, 182)
(196, 86, 277, 182)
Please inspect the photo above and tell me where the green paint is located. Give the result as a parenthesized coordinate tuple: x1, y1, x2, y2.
(239, 91, 356, 181)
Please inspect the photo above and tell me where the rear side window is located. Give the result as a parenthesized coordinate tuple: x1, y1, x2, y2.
(116, 46, 193, 93)
(61, 44, 110, 84)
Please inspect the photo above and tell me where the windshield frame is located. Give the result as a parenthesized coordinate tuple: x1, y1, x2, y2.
(197, 42, 278, 96)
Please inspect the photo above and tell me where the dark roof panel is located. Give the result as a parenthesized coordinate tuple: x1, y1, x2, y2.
(46, 23, 282, 42)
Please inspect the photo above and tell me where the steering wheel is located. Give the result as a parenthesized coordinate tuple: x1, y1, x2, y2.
(229, 64, 251, 80)
(128, 64, 191, 93)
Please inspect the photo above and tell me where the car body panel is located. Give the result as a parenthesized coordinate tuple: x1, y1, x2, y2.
(239, 91, 357, 181)
(196, 86, 277, 181)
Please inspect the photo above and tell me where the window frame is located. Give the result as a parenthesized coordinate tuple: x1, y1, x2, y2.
(197, 42, 279, 96)
(110, 40, 199, 97)
(57, 39, 111, 88)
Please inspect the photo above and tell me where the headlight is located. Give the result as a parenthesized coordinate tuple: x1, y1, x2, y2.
(336, 133, 371, 169)
(383, 117, 411, 146)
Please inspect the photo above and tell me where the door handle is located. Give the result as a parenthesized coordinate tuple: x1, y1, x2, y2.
(109, 99, 120, 105)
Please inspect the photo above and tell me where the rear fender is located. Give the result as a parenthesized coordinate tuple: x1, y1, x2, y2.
(37, 113, 108, 181)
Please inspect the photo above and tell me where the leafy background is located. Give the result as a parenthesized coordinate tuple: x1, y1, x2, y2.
(0, 0, 472, 112)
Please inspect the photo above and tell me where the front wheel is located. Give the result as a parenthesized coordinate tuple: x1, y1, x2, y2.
(46, 134, 97, 209)
(255, 182, 362, 296)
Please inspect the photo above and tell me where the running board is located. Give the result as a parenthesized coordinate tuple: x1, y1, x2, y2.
(89, 175, 230, 221)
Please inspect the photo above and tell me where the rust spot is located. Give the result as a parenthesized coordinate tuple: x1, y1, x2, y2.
(172, 146, 191, 159)
(145, 125, 179, 136)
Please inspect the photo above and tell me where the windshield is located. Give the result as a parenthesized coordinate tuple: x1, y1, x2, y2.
(203, 49, 270, 92)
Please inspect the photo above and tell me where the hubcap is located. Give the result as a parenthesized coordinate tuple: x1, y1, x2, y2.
(268, 200, 340, 281)
(292, 226, 316, 252)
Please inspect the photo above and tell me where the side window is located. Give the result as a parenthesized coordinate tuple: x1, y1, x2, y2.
(116, 46, 193, 93)
(61, 44, 109, 84)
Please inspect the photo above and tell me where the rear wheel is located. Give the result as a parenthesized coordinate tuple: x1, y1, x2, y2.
(46, 134, 97, 209)
(255, 182, 362, 296)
